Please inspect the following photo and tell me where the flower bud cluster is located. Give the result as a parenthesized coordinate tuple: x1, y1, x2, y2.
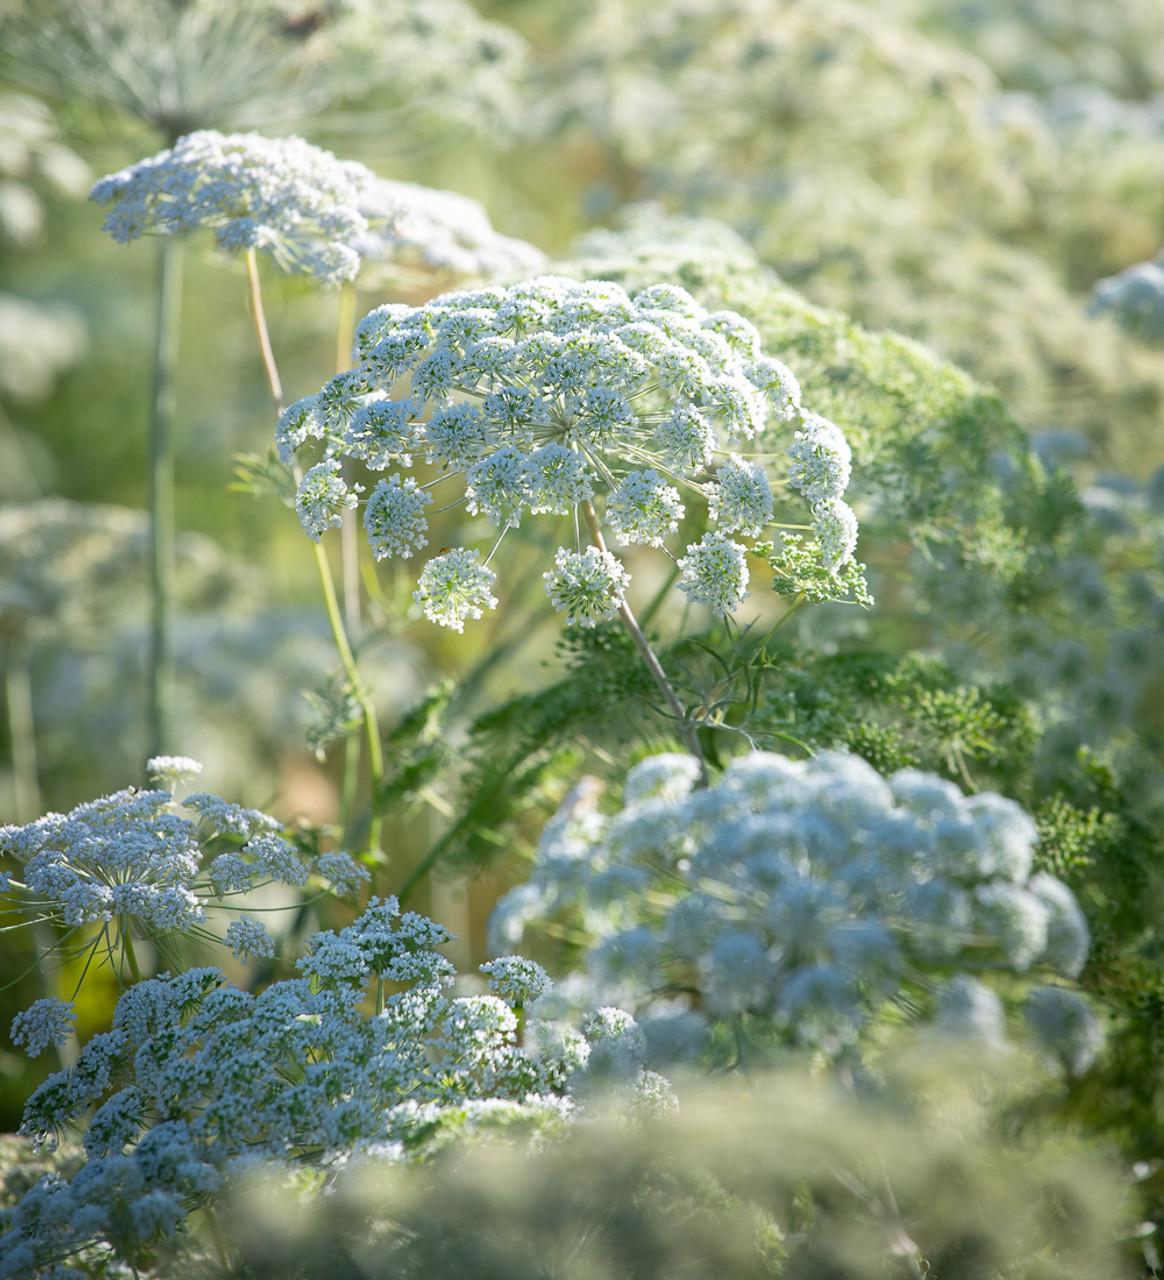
(491, 751, 1098, 1063)
(278, 275, 864, 628)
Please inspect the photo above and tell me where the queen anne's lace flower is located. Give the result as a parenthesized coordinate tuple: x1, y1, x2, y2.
(677, 531, 750, 614)
(812, 498, 860, 568)
(10, 997, 76, 1058)
(1023, 986, 1105, 1075)
(707, 453, 773, 536)
(492, 751, 1095, 1064)
(146, 756, 203, 788)
(91, 131, 374, 286)
(787, 412, 853, 504)
(279, 275, 864, 628)
(7, 897, 667, 1271)
(363, 475, 432, 559)
(605, 469, 684, 546)
(354, 177, 547, 285)
(543, 546, 630, 628)
(0, 764, 357, 949)
(224, 917, 275, 963)
(413, 548, 498, 631)
(296, 460, 361, 542)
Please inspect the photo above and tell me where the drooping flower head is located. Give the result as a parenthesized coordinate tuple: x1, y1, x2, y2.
(277, 275, 866, 627)
(91, 130, 374, 284)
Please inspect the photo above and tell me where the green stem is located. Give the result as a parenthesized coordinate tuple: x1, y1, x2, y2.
(6, 649, 41, 822)
(580, 500, 707, 780)
(122, 927, 142, 985)
(310, 538, 385, 854)
(336, 282, 361, 636)
(245, 248, 283, 413)
(245, 250, 384, 857)
(147, 235, 184, 765)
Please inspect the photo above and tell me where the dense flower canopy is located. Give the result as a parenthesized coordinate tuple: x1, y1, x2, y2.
(279, 274, 865, 628)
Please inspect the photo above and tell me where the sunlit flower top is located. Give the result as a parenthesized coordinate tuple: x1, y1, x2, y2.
(90, 130, 374, 285)
(279, 275, 863, 628)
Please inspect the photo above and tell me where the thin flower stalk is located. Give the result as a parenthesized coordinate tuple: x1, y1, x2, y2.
(246, 249, 384, 857)
(146, 235, 184, 765)
(579, 497, 706, 775)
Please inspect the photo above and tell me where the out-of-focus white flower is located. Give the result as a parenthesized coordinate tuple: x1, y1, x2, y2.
(354, 177, 546, 285)
(492, 750, 1094, 1062)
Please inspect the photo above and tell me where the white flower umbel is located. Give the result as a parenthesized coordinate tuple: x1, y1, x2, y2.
(787, 412, 853, 504)
(707, 453, 773, 537)
(280, 275, 862, 625)
(280, 275, 868, 771)
(363, 475, 432, 560)
(10, 997, 75, 1058)
(413, 548, 498, 632)
(544, 546, 630, 628)
(0, 762, 363, 981)
(91, 130, 374, 285)
(605, 469, 683, 547)
(491, 751, 1096, 1065)
(296, 460, 362, 543)
(812, 498, 860, 568)
(1088, 255, 1164, 344)
(677, 531, 750, 614)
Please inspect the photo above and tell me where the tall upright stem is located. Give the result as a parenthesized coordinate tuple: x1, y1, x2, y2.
(6, 650, 41, 822)
(579, 500, 706, 778)
(245, 251, 385, 855)
(335, 282, 361, 634)
(147, 235, 184, 765)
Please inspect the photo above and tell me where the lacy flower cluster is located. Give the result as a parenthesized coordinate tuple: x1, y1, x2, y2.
(89, 130, 547, 292)
(279, 275, 864, 630)
(90, 131, 374, 285)
(0, 756, 368, 1054)
(1, 898, 668, 1279)
(491, 751, 1100, 1069)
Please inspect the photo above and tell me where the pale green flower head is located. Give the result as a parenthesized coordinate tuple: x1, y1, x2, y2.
(278, 274, 867, 627)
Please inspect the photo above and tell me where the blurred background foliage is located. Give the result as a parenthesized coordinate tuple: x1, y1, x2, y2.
(3, 0, 1164, 1259)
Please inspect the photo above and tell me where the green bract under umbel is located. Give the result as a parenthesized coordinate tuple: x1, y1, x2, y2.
(278, 275, 868, 628)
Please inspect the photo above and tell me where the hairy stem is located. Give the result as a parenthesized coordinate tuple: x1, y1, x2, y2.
(147, 234, 184, 765)
(245, 250, 385, 857)
(579, 500, 707, 778)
